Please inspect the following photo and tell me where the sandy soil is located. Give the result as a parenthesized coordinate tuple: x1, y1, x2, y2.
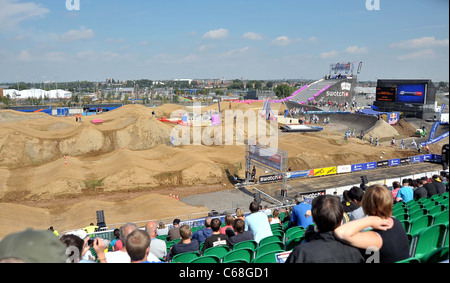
(0, 103, 443, 239)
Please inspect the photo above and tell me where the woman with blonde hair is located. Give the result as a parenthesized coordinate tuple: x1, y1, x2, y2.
(334, 184, 410, 263)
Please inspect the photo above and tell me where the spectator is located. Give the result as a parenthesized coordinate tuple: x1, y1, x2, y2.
(347, 186, 366, 220)
(60, 234, 94, 263)
(83, 223, 99, 235)
(167, 225, 199, 262)
(334, 184, 410, 263)
(48, 226, 59, 237)
(395, 179, 414, 203)
(432, 175, 446, 195)
(166, 218, 181, 241)
(421, 176, 437, 197)
(245, 201, 273, 243)
(219, 214, 235, 235)
(202, 218, 232, 253)
(413, 179, 428, 201)
(270, 209, 282, 225)
(156, 222, 169, 237)
(104, 222, 138, 263)
(0, 229, 67, 263)
(286, 195, 365, 263)
(390, 181, 401, 200)
(229, 219, 254, 247)
(126, 229, 160, 263)
(145, 221, 167, 260)
(289, 195, 313, 229)
(342, 190, 358, 213)
(111, 228, 122, 251)
(262, 205, 272, 216)
(235, 208, 245, 221)
(191, 217, 213, 243)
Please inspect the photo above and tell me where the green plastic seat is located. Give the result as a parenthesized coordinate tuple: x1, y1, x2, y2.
(409, 215, 433, 236)
(252, 250, 283, 263)
(395, 257, 421, 263)
(411, 224, 447, 259)
(222, 248, 253, 263)
(203, 245, 230, 259)
(190, 255, 221, 263)
(419, 247, 449, 263)
(285, 226, 305, 239)
(232, 240, 257, 251)
(255, 242, 285, 258)
(171, 251, 200, 263)
(285, 236, 304, 251)
(409, 209, 428, 222)
(400, 220, 411, 233)
(428, 205, 446, 217)
(259, 235, 283, 247)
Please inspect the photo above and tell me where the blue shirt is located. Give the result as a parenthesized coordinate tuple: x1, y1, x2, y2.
(245, 211, 273, 243)
(396, 186, 414, 203)
(291, 202, 313, 228)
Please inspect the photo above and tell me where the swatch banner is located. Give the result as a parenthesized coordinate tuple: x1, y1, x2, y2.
(314, 166, 337, 177)
(377, 160, 389, 168)
(259, 174, 283, 184)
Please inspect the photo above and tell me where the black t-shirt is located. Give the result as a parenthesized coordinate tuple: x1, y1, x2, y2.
(432, 180, 446, 195)
(202, 234, 231, 252)
(372, 217, 410, 263)
(229, 231, 254, 247)
(414, 186, 428, 200)
(423, 182, 437, 197)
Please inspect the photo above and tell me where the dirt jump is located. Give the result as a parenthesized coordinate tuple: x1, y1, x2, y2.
(0, 103, 443, 239)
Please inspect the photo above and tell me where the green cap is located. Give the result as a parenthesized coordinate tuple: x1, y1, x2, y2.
(0, 229, 67, 263)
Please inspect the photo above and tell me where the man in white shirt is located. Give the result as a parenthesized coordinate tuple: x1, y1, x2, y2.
(145, 221, 167, 261)
(104, 223, 138, 263)
(245, 201, 273, 243)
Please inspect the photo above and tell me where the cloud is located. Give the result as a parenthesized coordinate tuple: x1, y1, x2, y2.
(60, 27, 94, 42)
(271, 36, 291, 46)
(203, 28, 229, 40)
(390, 36, 449, 49)
(221, 47, 250, 57)
(320, 50, 338, 58)
(345, 45, 368, 54)
(308, 36, 319, 43)
(0, 0, 49, 30)
(242, 32, 263, 40)
(397, 49, 436, 60)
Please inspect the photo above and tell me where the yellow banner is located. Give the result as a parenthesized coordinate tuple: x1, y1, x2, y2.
(314, 166, 337, 177)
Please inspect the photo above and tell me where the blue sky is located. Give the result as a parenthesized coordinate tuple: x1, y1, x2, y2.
(0, 0, 448, 83)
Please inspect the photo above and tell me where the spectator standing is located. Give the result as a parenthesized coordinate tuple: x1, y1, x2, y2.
(245, 201, 273, 243)
(145, 221, 167, 260)
(334, 184, 410, 263)
(286, 195, 365, 263)
(202, 218, 232, 253)
(421, 177, 437, 197)
(396, 179, 414, 203)
(166, 218, 181, 241)
(167, 225, 199, 262)
(289, 195, 313, 228)
(432, 175, 446, 195)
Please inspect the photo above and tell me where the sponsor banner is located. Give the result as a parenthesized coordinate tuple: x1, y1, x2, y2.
(423, 154, 432, 161)
(351, 163, 367, 172)
(366, 162, 377, 170)
(287, 170, 313, 179)
(249, 144, 283, 171)
(314, 166, 337, 177)
(411, 155, 424, 163)
(299, 190, 326, 204)
(337, 165, 352, 174)
(400, 157, 411, 165)
(377, 160, 389, 168)
(259, 174, 282, 184)
(389, 159, 401, 167)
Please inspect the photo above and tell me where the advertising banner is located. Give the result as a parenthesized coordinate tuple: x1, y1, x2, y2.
(366, 161, 377, 170)
(411, 155, 424, 163)
(314, 167, 337, 177)
(389, 159, 401, 167)
(287, 170, 313, 179)
(351, 163, 367, 172)
(337, 165, 352, 174)
(377, 160, 389, 168)
(400, 157, 411, 166)
(259, 174, 283, 184)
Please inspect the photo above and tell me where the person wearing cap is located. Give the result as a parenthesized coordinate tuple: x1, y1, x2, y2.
(432, 175, 446, 195)
(0, 229, 67, 263)
(166, 218, 181, 242)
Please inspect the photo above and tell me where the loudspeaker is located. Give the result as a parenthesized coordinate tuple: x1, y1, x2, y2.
(96, 210, 106, 229)
(254, 192, 261, 204)
(361, 175, 368, 185)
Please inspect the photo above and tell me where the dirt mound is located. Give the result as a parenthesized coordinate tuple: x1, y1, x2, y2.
(393, 119, 418, 137)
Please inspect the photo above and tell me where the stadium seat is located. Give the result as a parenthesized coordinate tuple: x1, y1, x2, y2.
(428, 205, 446, 217)
(203, 245, 230, 259)
(252, 251, 282, 263)
(259, 235, 283, 247)
(255, 242, 285, 258)
(393, 206, 408, 218)
(271, 229, 285, 241)
(433, 210, 449, 226)
(409, 215, 433, 236)
(395, 257, 421, 263)
(285, 226, 305, 240)
(222, 248, 254, 263)
(270, 223, 283, 231)
(190, 255, 221, 264)
(395, 213, 409, 222)
(410, 224, 447, 259)
(232, 240, 257, 251)
(418, 247, 449, 263)
(408, 209, 428, 222)
(171, 251, 200, 263)
(285, 229, 305, 244)
(400, 220, 410, 233)
(285, 236, 304, 251)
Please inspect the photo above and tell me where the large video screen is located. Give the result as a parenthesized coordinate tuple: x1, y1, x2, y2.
(397, 84, 426, 104)
(376, 87, 396, 102)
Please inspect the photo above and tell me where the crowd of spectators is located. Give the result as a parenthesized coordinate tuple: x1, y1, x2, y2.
(0, 171, 447, 263)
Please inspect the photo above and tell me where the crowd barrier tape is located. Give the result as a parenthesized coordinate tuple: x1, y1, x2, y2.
(284, 154, 443, 182)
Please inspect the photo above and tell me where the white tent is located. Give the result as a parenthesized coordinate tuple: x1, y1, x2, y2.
(2, 89, 72, 99)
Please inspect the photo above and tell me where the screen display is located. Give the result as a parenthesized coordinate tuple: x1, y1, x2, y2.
(376, 87, 396, 102)
(397, 84, 426, 104)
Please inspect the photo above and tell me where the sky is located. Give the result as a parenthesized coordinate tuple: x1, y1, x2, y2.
(0, 0, 449, 83)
